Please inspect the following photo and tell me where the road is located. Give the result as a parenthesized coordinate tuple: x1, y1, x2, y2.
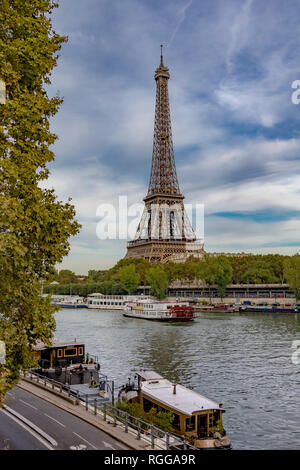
(0, 408, 49, 450)
(3, 386, 129, 450)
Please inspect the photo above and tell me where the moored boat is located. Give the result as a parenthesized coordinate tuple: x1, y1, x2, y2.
(124, 299, 195, 322)
(239, 305, 299, 313)
(87, 293, 152, 310)
(119, 370, 231, 449)
(51, 295, 88, 308)
(194, 304, 236, 313)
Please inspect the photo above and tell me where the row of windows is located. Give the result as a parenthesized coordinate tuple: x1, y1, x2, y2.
(90, 295, 124, 300)
(90, 301, 123, 306)
(56, 346, 84, 358)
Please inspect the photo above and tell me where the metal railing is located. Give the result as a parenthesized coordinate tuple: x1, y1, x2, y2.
(21, 370, 199, 450)
(21, 370, 113, 404)
(98, 402, 199, 450)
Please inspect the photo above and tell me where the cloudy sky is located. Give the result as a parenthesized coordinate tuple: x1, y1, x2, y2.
(45, 0, 300, 274)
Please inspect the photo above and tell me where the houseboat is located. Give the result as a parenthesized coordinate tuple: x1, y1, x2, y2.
(194, 304, 236, 314)
(119, 370, 231, 449)
(124, 300, 195, 322)
(239, 304, 299, 313)
(30, 338, 101, 391)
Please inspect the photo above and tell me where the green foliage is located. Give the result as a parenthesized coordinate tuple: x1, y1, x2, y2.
(283, 256, 300, 300)
(0, 1, 80, 402)
(146, 265, 169, 299)
(116, 400, 174, 433)
(116, 265, 140, 294)
(88, 269, 107, 283)
(44, 254, 298, 301)
(57, 269, 77, 284)
(106, 258, 151, 285)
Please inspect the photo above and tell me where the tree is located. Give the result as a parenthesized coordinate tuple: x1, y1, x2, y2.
(58, 269, 77, 284)
(283, 257, 300, 300)
(117, 265, 140, 294)
(146, 265, 169, 299)
(199, 256, 232, 300)
(88, 269, 107, 283)
(214, 257, 233, 299)
(0, 1, 80, 403)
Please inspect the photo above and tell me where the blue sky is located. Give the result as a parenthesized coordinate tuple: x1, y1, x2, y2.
(44, 0, 300, 274)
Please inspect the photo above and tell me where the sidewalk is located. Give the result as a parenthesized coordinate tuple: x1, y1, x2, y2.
(17, 379, 154, 450)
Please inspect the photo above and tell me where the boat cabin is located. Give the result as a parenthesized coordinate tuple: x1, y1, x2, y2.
(32, 338, 85, 369)
(132, 370, 229, 449)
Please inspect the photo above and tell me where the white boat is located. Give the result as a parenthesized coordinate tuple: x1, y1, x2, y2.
(51, 295, 87, 309)
(87, 293, 152, 310)
(123, 299, 195, 322)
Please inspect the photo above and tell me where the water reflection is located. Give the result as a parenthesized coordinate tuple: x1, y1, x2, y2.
(54, 308, 300, 449)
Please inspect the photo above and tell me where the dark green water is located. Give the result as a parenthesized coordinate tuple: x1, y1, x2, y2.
(54, 309, 300, 449)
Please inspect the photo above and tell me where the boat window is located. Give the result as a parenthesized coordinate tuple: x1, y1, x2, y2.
(173, 413, 180, 430)
(57, 349, 63, 358)
(197, 414, 208, 438)
(64, 348, 77, 357)
(143, 398, 154, 413)
(185, 416, 195, 432)
(78, 347, 84, 356)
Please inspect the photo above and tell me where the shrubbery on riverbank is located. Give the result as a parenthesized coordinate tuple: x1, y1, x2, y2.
(44, 253, 300, 300)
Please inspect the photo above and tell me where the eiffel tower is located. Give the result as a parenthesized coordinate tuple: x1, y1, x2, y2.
(125, 47, 204, 263)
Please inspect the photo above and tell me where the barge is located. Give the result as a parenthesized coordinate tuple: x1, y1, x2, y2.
(119, 370, 231, 449)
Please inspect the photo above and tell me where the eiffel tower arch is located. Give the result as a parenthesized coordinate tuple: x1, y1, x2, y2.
(125, 47, 204, 263)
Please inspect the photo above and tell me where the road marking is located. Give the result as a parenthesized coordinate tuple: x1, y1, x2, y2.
(19, 399, 38, 410)
(2, 406, 56, 448)
(44, 413, 66, 428)
(103, 440, 116, 450)
(73, 432, 98, 450)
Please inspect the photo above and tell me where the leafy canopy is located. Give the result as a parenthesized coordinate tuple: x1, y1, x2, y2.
(0, 0, 80, 402)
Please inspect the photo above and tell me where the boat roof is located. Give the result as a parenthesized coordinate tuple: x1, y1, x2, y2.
(33, 338, 84, 351)
(137, 370, 164, 381)
(140, 373, 221, 416)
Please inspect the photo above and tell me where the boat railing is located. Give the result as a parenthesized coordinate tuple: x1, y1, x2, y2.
(20, 370, 199, 450)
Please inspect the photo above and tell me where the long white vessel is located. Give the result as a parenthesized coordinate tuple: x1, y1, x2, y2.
(124, 299, 195, 322)
(87, 293, 151, 310)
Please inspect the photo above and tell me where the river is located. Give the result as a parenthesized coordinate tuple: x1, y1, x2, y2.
(54, 308, 300, 449)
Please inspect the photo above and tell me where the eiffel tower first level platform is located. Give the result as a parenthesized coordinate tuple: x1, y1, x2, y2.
(125, 47, 204, 263)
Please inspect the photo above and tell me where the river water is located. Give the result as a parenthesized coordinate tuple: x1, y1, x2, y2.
(54, 308, 300, 449)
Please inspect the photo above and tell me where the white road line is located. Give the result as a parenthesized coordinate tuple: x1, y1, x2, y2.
(19, 399, 38, 410)
(103, 440, 116, 450)
(44, 413, 66, 428)
(0, 408, 53, 451)
(3, 405, 57, 448)
(73, 432, 98, 450)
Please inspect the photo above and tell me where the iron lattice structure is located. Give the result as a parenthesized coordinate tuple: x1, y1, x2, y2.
(126, 47, 204, 263)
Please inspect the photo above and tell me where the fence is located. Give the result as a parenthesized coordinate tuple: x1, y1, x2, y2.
(21, 370, 199, 450)
(22, 369, 114, 404)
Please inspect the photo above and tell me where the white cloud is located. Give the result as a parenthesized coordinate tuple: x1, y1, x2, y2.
(43, 0, 300, 272)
